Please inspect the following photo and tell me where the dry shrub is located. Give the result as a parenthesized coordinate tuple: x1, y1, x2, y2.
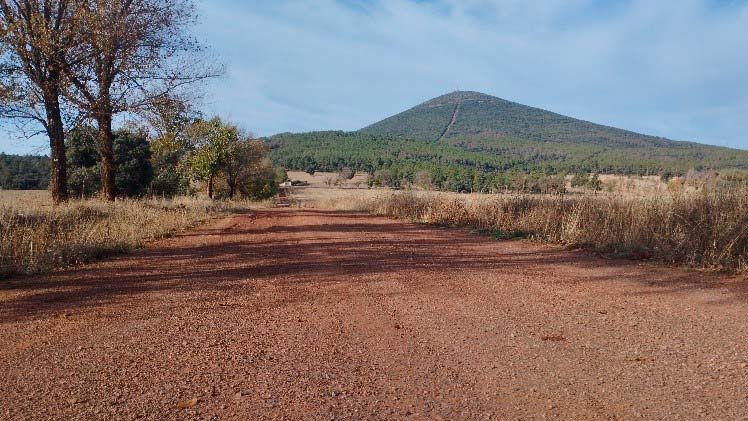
(338, 188, 748, 271)
(0, 195, 250, 276)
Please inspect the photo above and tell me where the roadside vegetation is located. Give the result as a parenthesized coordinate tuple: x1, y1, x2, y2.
(0, 113, 285, 276)
(0, 192, 270, 276)
(311, 174, 748, 272)
(0, 1, 287, 276)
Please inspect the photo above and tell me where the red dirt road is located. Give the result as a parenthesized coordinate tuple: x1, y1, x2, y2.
(2, 209, 748, 419)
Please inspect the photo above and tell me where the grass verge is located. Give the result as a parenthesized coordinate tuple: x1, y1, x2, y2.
(315, 188, 748, 272)
(0, 194, 257, 277)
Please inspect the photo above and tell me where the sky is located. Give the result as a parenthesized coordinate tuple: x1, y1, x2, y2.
(2, 0, 748, 154)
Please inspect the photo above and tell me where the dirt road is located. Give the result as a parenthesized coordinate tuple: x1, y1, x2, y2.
(2, 209, 748, 419)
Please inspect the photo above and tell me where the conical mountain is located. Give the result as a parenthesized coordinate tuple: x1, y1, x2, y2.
(361, 91, 675, 148)
(269, 91, 748, 181)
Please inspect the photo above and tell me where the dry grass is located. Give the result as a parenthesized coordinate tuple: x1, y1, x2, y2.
(286, 171, 370, 188)
(287, 186, 385, 210)
(311, 187, 748, 272)
(0, 191, 259, 276)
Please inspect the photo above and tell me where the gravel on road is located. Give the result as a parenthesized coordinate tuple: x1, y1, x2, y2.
(2, 209, 747, 419)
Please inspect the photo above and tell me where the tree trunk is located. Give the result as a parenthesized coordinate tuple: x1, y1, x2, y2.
(96, 111, 116, 201)
(43, 90, 68, 204)
(228, 178, 235, 199)
(207, 175, 214, 199)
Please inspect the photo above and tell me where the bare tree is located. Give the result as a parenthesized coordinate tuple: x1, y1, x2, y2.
(0, 1, 86, 203)
(64, 0, 219, 200)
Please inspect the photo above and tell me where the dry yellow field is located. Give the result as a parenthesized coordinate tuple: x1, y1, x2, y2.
(4, 170, 747, 275)
(286, 171, 370, 188)
(298, 185, 748, 271)
(0, 190, 55, 209)
(0, 191, 256, 276)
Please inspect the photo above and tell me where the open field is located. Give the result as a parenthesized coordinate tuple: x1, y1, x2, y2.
(0, 191, 260, 276)
(286, 185, 385, 210)
(5, 177, 748, 276)
(292, 185, 748, 271)
(2, 207, 747, 418)
(286, 170, 370, 188)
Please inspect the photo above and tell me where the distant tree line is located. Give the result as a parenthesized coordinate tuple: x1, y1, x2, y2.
(269, 131, 747, 193)
(0, 153, 49, 189)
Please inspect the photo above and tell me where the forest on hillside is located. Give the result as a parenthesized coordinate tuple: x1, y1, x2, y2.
(268, 130, 748, 193)
(0, 154, 49, 190)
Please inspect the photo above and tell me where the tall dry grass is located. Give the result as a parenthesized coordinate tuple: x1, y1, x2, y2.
(324, 188, 748, 271)
(0, 192, 253, 276)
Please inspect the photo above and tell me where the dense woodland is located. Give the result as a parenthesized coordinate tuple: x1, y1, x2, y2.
(268, 91, 748, 193)
(1, 118, 282, 200)
(0, 153, 49, 189)
(268, 129, 748, 193)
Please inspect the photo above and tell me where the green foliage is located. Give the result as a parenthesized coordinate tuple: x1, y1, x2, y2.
(150, 135, 191, 197)
(240, 165, 278, 200)
(588, 174, 602, 191)
(0, 153, 50, 190)
(66, 126, 153, 198)
(3, 111, 280, 201)
(570, 173, 589, 188)
(184, 117, 280, 200)
(363, 91, 747, 154)
(360, 96, 457, 140)
(147, 96, 198, 197)
(114, 130, 153, 197)
(66, 127, 101, 197)
(184, 117, 237, 197)
(274, 167, 288, 183)
(269, 91, 748, 193)
(222, 139, 272, 198)
(67, 166, 100, 198)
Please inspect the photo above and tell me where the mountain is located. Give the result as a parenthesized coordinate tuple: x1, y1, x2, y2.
(362, 91, 691, 148)
(268, 91, 748, 192)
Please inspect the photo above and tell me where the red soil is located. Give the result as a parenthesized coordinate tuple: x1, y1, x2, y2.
(1, 209, 747, 419)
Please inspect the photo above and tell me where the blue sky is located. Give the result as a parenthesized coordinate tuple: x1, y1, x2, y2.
(2, 0, 748, 154)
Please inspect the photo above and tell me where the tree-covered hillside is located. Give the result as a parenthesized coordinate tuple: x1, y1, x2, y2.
(267, 129, 748, 192)
(0, 154, 50, 190)
(362, 91, 706, 148)
(268, 91, 748, 191)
